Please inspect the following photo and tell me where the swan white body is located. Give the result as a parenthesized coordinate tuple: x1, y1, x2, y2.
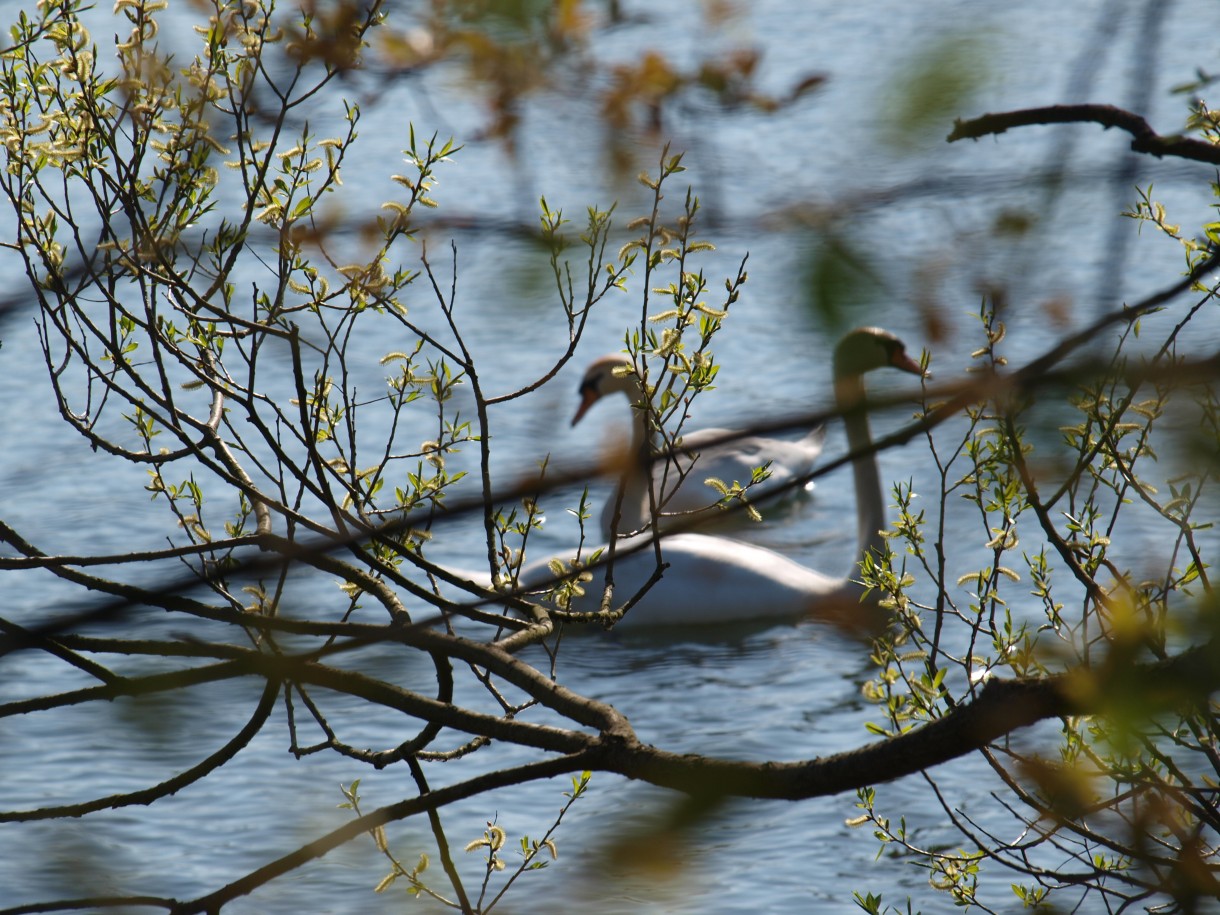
(573, 355, 826, 535)
(516, 531, 860, 631)
(517, 329, 925, 630)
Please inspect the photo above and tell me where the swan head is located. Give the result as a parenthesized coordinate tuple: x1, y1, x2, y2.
(571, 354, 640, 426)
(833, 327, 925, 380)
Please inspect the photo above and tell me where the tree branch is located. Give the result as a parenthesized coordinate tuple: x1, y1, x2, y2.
(0, 678, 278, 822)
(947, 103, 1220, 166)
(173, 753, 595, 915)
(597, 638, 1220, 800)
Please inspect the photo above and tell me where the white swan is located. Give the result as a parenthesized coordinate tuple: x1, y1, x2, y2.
(520, 327, 926, 631)
(573, 354, 827, 535)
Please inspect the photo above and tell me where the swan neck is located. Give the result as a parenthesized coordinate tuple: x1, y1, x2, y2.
(603, 385, 652, 536)
(836, 373, 886, 570)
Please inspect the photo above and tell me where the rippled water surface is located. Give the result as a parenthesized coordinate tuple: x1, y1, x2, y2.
(2, 0, 1218, 911)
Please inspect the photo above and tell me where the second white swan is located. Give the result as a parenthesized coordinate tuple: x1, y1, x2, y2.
(572, 354, 827, 535)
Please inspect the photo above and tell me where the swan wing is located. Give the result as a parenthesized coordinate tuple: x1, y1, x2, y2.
(652, 426, 826, 517)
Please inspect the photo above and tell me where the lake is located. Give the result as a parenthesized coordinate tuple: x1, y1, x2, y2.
(1, 0, 1218, 912)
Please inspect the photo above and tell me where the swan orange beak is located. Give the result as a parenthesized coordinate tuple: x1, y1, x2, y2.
(892, 351, 927, 377)
(572, 388, 600, 426)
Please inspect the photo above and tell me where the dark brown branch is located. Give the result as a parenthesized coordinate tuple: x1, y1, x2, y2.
(0, 535, 264, 570)
(172, 753, 595, 915)
(0, 679, 278, 822)
(598, 638, 1220, 800)
(0, 616, 118, 685)
(947, 103, 1220, 166)
(0, 644, 604, 759)
(142, 639, 1220, 914)
(408, 756, 474, 914)
(1, 895, 176, 914)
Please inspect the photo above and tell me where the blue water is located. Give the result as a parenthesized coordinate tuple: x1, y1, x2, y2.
(2, 0, 1217, 911)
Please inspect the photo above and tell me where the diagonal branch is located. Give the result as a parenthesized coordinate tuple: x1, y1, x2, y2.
(947, 103, 1220, 165)
(147, 637, 1220, 914)
(598, 637, 1220, 800)
(174, 752, 595, 915)
(0, 678, 278, 823)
